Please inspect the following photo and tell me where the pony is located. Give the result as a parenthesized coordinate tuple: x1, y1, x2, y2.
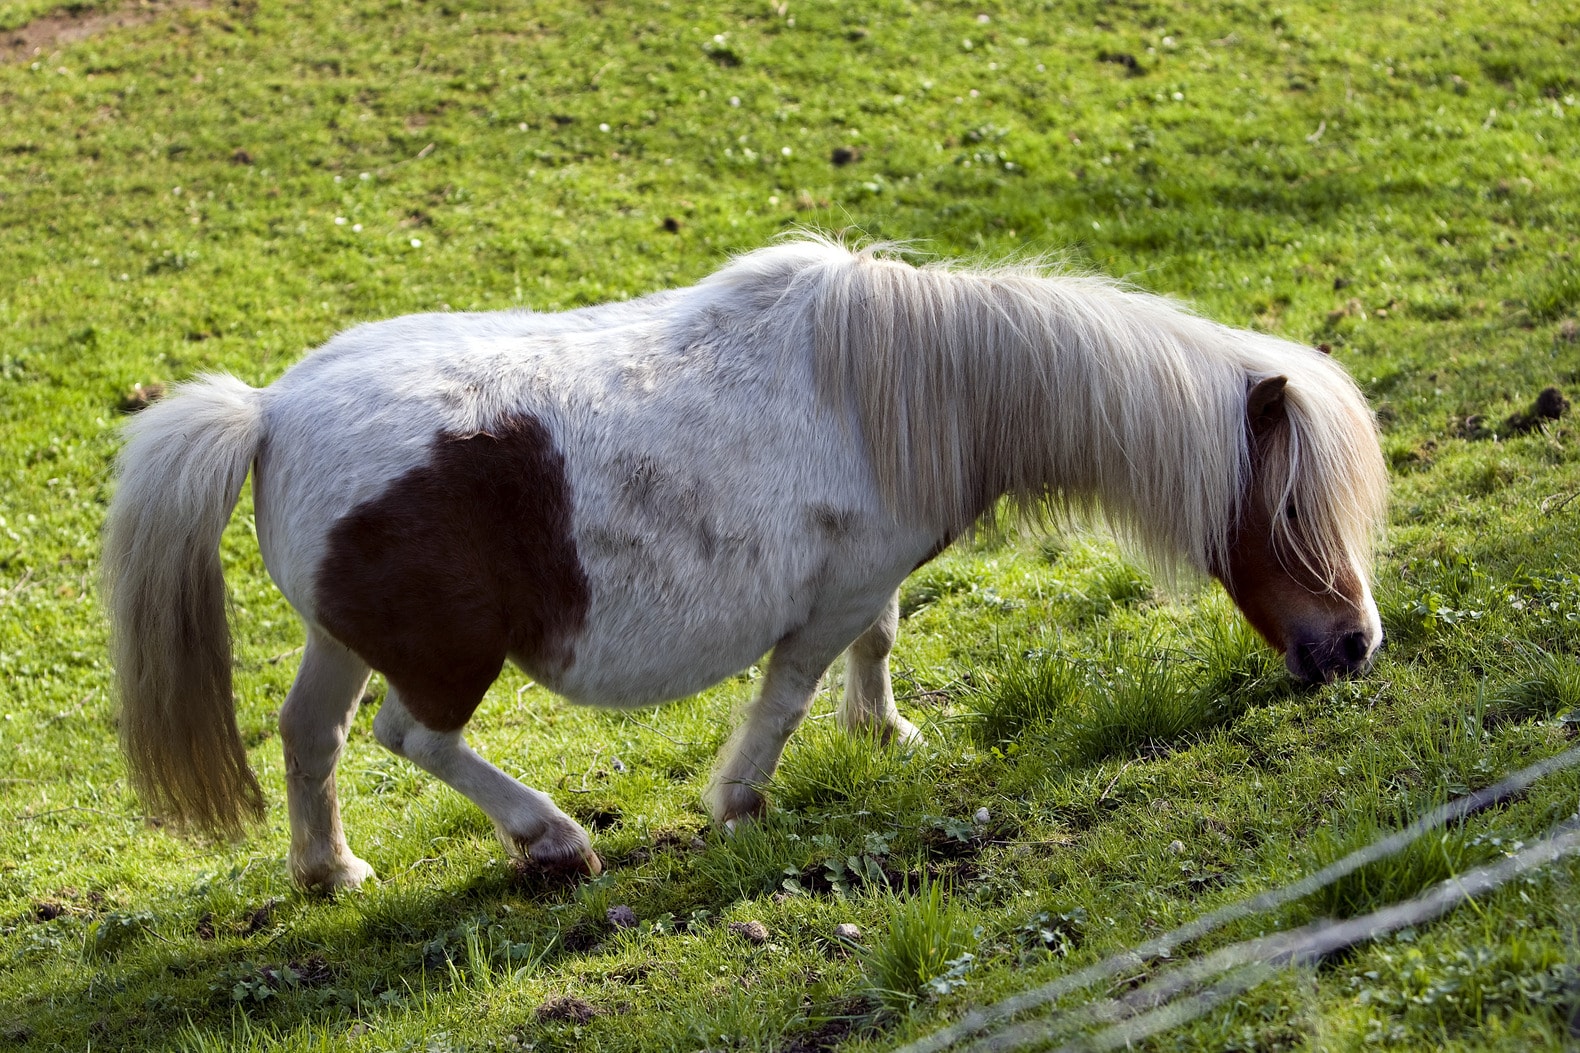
(102, 237, 1388, 889)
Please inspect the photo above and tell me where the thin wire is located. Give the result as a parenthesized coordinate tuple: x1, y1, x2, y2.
(984, 820, 1580, 1053)
(895, 743, 1580, 1053)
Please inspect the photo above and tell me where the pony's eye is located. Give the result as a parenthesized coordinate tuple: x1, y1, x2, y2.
(1285, 503, 1299, 521)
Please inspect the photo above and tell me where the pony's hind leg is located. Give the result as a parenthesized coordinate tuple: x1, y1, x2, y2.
(704, 618, 873, 826)
(281, 633, 376, 890)
(372, 691, 601, 876)
(836, 592, 922, 745)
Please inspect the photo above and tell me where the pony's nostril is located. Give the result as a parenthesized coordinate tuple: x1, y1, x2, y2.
(1340, 630, 1371, 665)
(1289, 643, 1326, 684)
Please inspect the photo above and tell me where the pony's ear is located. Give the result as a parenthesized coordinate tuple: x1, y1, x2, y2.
(1247, 375, 1289, 437)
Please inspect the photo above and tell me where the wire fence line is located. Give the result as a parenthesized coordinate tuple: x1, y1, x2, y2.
(897, 743, 1580, 1053)
(971, 820, 1580, 1053)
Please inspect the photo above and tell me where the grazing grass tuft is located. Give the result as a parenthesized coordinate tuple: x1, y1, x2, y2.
(969, 652, 1085, 748)
(771, 719, 919, 813)
(1488, 650, 1580, 727)
(861, 877, 974, 1014)
(1303, 814, 1501, 922)
(1066, 648, 1211, 763)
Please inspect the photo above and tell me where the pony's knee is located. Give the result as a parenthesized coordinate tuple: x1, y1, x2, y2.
(280, 700, 349, 778)
(767, 694, 817, 740)
(380, 717, 459, 772)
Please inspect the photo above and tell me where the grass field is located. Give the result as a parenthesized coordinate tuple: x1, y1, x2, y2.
(1, 0, 1578, 1050)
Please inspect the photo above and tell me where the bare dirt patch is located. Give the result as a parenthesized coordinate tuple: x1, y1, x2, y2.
(3, 0, 211, 65)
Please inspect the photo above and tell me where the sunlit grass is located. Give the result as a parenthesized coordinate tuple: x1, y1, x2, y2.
(2, 0, 1579, 1049)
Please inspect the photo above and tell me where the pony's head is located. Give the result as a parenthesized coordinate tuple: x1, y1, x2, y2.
(1212, 373, 1386, 684)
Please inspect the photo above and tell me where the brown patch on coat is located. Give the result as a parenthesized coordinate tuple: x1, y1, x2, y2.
(315, 413, 590, 732)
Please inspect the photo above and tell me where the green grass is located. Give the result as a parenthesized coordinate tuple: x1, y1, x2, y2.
(2, 0, 1580, 1050)
(860, 877, 973, 1014)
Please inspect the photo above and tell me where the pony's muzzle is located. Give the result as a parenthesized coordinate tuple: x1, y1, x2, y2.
(1288, 629, 1380, 684)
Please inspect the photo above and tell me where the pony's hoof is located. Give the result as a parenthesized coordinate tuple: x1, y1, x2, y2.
(884, 716, 924, 747)
(292, 854, 376, 892)
(528, 843, 603, 878)
(710, 783, 768, 830)
(508, 820, 601, 877)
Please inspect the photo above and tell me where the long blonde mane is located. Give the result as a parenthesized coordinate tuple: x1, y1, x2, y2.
(712, 238, 1386, 586)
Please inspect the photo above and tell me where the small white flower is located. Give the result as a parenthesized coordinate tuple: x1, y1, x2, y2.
(410, 238, 422, 248)
(729, 96, 741, 107)
(1173, 91, 1184, 101)
(359, 172, 371, 180)
(780, 146, 792, 156)
(977, 13, 991, 22)
(599, 122, 611, 132)
(334, 216, 347, 225)
(352, 223, 363, 233)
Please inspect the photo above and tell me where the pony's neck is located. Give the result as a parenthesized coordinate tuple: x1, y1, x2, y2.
(805, 253, 1247, 576)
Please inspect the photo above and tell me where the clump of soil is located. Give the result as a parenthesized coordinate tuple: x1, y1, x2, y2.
(1454, 386, 1569, 440)
(1502, 386, 1570, 434)
(728, 919, 769, 944)
(3, 1, 212, 65)
(116, 381, 166, 413)
(537, 994, 599, 1024)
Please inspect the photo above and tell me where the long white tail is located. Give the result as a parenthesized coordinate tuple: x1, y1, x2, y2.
(102, 374, 267, 837)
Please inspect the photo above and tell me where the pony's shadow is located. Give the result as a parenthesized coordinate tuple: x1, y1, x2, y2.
(7, 859, 613, 1051)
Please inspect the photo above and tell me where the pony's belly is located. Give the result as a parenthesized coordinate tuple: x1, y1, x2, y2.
(520, 618, 779, 709)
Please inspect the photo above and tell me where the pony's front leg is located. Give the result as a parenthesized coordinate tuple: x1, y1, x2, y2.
(836, 591, 922, 745)
(372, 692, 601, 876)
(280, 633, 376, 890)
(703, 629, 840, 826)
